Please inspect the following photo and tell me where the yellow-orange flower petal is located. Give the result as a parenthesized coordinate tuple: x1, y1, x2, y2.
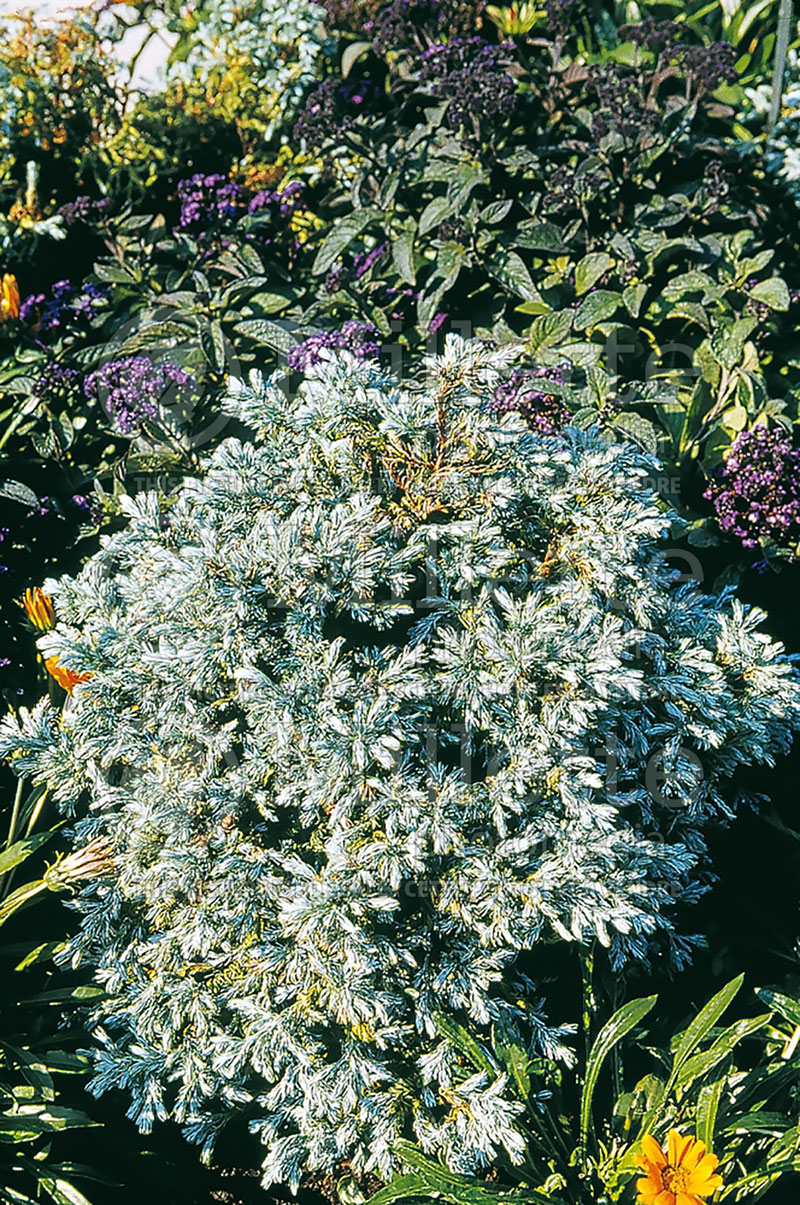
(635, 1132, 724, 1205)
(45, 656, 90, 695)
(0, 273, 20, 321)
(641, 1133, 668, 1168)
(21, 586, 55, 631)
(681, 1139, 707, 1170)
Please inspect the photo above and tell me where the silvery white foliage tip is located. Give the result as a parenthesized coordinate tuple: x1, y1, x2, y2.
(1, 336, 799, 1188)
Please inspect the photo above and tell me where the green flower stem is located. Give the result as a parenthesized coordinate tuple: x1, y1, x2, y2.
(768, 0, 794, 131)
(0, 878, 48, 928)
(0, 777, 24, 900)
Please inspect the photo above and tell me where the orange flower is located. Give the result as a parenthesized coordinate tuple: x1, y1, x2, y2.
(0, 273, 20, 321)
(635, 1131, 723, 1205)
(21, 586, 55, 631)
(45, 657, 91, 695)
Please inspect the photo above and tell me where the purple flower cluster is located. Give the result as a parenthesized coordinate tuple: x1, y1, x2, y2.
(294, 78, 381, 148)
(587, 62, 658, 142)
(243, 182, 307, 257)
(248, 180, 305, 218)
(705, 426, 800, 550)
(544, 0, 578, 36)
(541, 162, 608, 215)
(57, 195, 112, 227)
(489, 365, 570, 434)
(618, 20, 736, 88)
(618, 19, 682, 51)
(674, 42, 737, 92)
(353, 241, 388, 279)
(31, 362, 82, 405)
(19, 280, 107, 332)
(371, 0, 486, 56)
(320, 0, 386, 35)
(324, 265, 348, 294)
(418, 37, 516, 131)
(84, 357, 194, 435)
(176, 174, 242, 231)
(287, 321, 381, 371)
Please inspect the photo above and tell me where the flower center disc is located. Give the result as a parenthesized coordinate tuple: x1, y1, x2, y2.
(662, 1165, 689, 1193)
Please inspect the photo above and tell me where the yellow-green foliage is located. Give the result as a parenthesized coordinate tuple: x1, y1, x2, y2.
(0, 11, 120, 195)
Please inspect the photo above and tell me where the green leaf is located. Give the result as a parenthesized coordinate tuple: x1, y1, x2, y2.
(696, 1077, 726, 1148)
(366, 1174, 428, 1205)
(722, 1111, 792, 1135)
(612, 413, 659, 453)
(580, 995, 657, 1148)
(0, 480, 39, 509)
(709, 316, 758, 370)
(15, 941, 64, 972)
(668, 301, 710, 331)
(432, 1012, 494, 1074)
(115, 321, 192, 356)
(575, 252, 613, 296)
(488, 251, 540, 302)
(38, 1180, 96, 1205)
(392, 227, 416, 286)
(0, 1116, 50, 1141)
(233, 243, 265, 275)
(749, 277, 790, 311)
(657, 401, 687, 448)
(661, 270, 718, 302)
(246, 290, 295, 315)
(393, 1142, 562, 1205)
(92, 262, 138, 285)
(201, 320, 227, 373)
(638, 976, 745, 1137)
(234, 320, 296, 355)
(737, 250, 774, 279)
(31, 429, 57, 459)
(574, 290, 621, 330)
(418, 197, 452, 237)
(721, 1159, 800, 1195)
(23, 985, 107, 1006)
(527, 310, 572, 354)
(35, 1105, 99, 1131)
(491, 1016, 531, 1101)
(312, 208, 380, 275)
(622, 282, 647, 318)
(669, 975, 744, 1077)
(755, 988, 800, 1029)
(480, 200, 513, 224)
(558, 341, 603, 367)
(446, 163, 484, 209)
(0, 881, 48, 927)
(721, 404, 749, 433)
(55, 414, 74, 452)
(40, 1051, 91, 1074)
(515, 221, 569, 253)
(0, 829, 58, 877)
(675, 1014, 770, 1092)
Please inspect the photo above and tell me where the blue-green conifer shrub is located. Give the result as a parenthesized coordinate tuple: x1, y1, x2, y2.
(2, 337, 799, 1189)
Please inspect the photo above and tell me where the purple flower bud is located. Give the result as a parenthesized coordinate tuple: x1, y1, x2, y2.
(84, 357, 195, 435)
(704, 425, 800, 550)
(287, 322, 381, 372)
(489, 365, 570, 434)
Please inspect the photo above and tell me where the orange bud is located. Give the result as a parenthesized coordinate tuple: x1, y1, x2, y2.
(21, 586, 55, 631)
(45, 657, 91, 695)
(0, 273, 20, 321)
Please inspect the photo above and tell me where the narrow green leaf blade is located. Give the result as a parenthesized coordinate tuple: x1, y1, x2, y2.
(580, 995, 657, 1147)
